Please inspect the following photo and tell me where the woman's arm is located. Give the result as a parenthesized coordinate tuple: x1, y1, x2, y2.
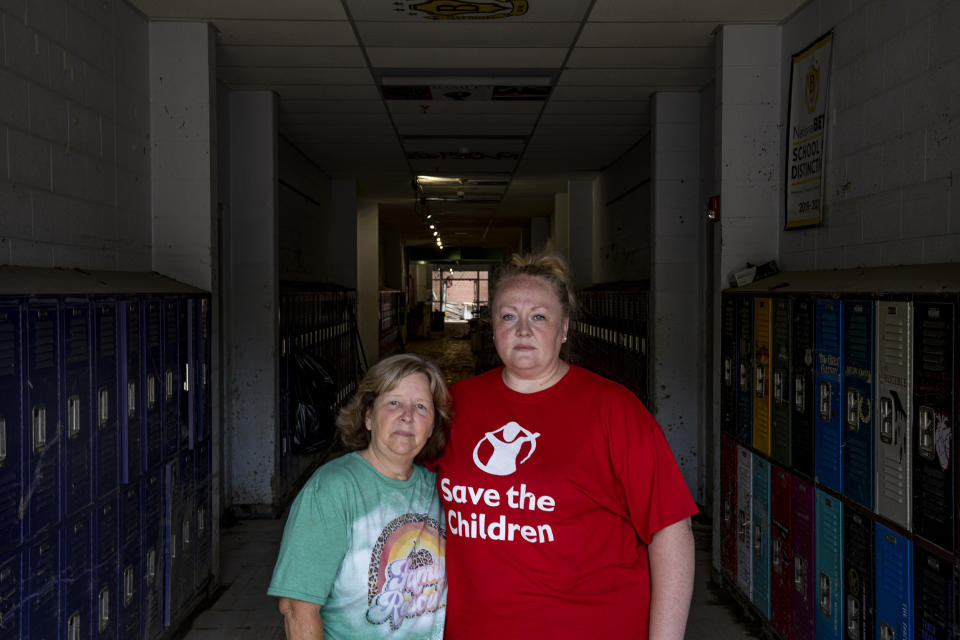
(278, 597, 324, 640)
(647, 517, 695, 640)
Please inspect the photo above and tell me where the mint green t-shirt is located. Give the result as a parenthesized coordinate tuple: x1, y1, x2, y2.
(268, 452, 446, 639)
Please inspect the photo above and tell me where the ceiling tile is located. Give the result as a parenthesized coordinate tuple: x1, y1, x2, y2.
(387, 100, 544, 115)
(367, 48, 568, 68)
(280, 100, 388, 114)
(567, 47, 713, 69)
(576, 21, 718, 47)
(127, 0, 348, 20)
(549, 85, 655, 100)
(558, 68, 712, 86)
(218, 67, 373, 85)
(280, 112, 393, 127)
(217, 45, 366, 67)
(542, 100, 649, 114)
(272, 85, 382, 100)
(402, 138, 526, 153)
(392, 113, 538, 134)
(346, 0, 592, 22)
(588, 0, 808, 23)
(212, 19, 357, 46)
(355, 22, 581, 48)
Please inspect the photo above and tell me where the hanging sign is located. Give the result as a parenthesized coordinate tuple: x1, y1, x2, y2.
(785, 31, 832, 229)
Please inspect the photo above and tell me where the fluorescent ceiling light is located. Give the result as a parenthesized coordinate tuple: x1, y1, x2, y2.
(382, 76, 551, 86)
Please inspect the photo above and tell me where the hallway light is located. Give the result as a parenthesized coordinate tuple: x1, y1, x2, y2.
(433, 231, 438, 237)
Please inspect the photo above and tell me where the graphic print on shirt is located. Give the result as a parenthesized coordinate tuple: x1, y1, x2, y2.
(366, 514, 446, 630)
(472, 421, 540, 476)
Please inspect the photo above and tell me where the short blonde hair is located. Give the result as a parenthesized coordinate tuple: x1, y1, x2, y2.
(492, 252, 577, 319)
(335, 353, 451, 463)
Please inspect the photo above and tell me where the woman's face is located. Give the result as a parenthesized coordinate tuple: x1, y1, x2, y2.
(364, 372, 435, 466)
(492, 274, 569, 379)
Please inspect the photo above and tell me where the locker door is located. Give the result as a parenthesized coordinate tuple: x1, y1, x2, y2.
(736, 445, 753, 597)
(754, 298, 773, 455)
(94, 299, 120, 499)
(721, 295, 737, 437)
(913, 301, 955, 553)
(914, 545, 955, 640)
(720, 435, 738, 580)
(791, 296, 815, 479)
(163, 459, 177, 627)
(815, 298, 844, 492)
(95, 493, 118, 640)
(119, 537, 140, 639)
(141, 466, 164, 640)
(61, 508, 92, 640)
(770, 464, 792, 640)
(752, 454, 770, 618)
(0, 550, 21, 639)
(876, 299, 912, 531)
(120, 298, 143, 484)
(0, 299, 23, 551)
(161, 297, 180, 462)
(842, 507, 873, 640)
(815, 489, 843, 640)
(791, 476, 815, 640)
(842, 299, 875, 509)
(25, 298, 61, 539)
(62, 298, 93, 519)
(177, 448, 196, 608)
(771, 297, 792, 467)
(195, 296, 211, 443)
(25, 528, 58, 640)
(143, 299, 163, 470)
(736, 297, 754, 445)
(875, 523, 914, 640)
(196, 480, 212, 590)
(181, 297, 194, 450)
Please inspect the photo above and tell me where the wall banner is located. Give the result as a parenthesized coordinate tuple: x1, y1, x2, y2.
(785, 31, 832, 229)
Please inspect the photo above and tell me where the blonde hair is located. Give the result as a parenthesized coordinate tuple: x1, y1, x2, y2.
(335, 353, 451, 463)
(491, 252, 577, 319)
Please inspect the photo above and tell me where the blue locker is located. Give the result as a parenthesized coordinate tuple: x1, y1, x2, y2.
(195, 296, 210, 443)
(195, 437, 211, 487)
(791, 295, 816, 479)
(751, 454, 770, 618)
(195, 480, 212, 592)
(120, 298, 143, 484)
(26, 528, 59, 640)
(95, 492, 118, 567)
(25, 299, 61, 539)
(93, 299, 120, 499)
(876, 523, 914, 640)
(143, 299, 163, 470)
(736, 296, 754, 445)
(161, 298, 180, 462)
(842, 299, 875, 509)
(815, 298, 844, 492)
(119, 540, 140, 639)
(61, 509, 92, 640)
(177, 448, 196, 607)
(0, 551, 22, 639)
(94, 494, 118, 640)
(181, 297, 194, 450)
(163, 460, 176, 627)
(62, 298, 93, 518)
(842, 507, 873, 640)
(141, 467, 164, 640)
(0, 299, 23, 552)
(914, 545, 955, 640)
(815, 488, 843, 640)
(119, 482, 139, 552)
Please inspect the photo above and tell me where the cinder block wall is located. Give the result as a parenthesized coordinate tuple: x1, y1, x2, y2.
(780, 0, 960, 269)
(0, 0, 151, 269)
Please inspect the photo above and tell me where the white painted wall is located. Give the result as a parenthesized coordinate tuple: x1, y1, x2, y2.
(552, 192, 570, 261)
(596, 139, 653, 283)
(779, 0, 960, 269)
(0, 0, 151, 268)
(568, 179, 597, 288)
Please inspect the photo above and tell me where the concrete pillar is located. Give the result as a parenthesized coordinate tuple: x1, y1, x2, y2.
(149, 22, 217, 290)
(225, 91, 278, 508)
(552, 193, 570, 262)
(568, 179, 596, 288)
(650, 91, 703, 498)
(357, 202, 380, 365)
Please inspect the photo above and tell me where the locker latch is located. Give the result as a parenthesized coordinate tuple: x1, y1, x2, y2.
(846, 389, 861, 431)
(98, 586, 111, 632)
(819, 573, 831, 616)
(879, 621, 895, 640)
(795, 376, 806, 412)
(819, 382, 831, 421)
(846, 595, 860, 638)
(755, 365, 766, 398)
(918, 406, 935, 460)
(879, 396, 893, 444)
(773, 370, 784, 404)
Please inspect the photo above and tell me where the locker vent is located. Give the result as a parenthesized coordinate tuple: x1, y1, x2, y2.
(0, 321, 15, 375)
(32, 312, 56, 370)
(66, 312, 89, 364)
(98, 306, 116, 360)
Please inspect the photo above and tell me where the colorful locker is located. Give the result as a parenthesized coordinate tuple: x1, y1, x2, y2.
(181, 297, 194, 450)
(842, 299, 875, 509)
(0, 550, 21, 638)
(95, 493, 118, 639)
(815, 298, 844, 492)
(195, 296, 211, 443)
(161, 297, 180, 462)
(913, 300, 955, 553)
(141, 466, 164, 640)
(720, 434, 738, 581)
(736, 444, 753, 597)
(876, 299, 912, 531)
(25, 528, 59, 640)
(752, 454, 770, 617)
(754, 298, 773, 455)
(875, 523, 914, 640)
(736, 296, 754, 445)
(0, 298, 23, 551)
(791, 296, 816, 479)
(770, 297, 792, 467)
(143, 299, 164, 471)
(914, 544, 955, 640)
(62, 298, 93, 519)
(792, 476, 815, 640)
(721, 295, 737, 437)
(770, 464, 792, 639)
(62, 508, 92, 640)
(815, 488, 843, 640)
(25, 298, 61, 539)
(120, 298, 143, 484)
(842, 506, 873, 640)
(94, 298, 120, 499)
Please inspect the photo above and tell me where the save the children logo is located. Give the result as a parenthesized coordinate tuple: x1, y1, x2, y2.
(472, 421, 540, 476)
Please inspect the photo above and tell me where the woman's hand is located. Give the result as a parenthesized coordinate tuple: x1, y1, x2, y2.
(278, 597, 325, 640)
(647, 517, 695, 640)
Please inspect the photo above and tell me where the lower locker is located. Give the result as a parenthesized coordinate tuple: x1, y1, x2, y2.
(815, 489, 843, 640)
(62, 509, 93, 640)
(770, 297, 792, 467)
(736, 445, 753, 597)
(0, 551, 21, 639)
(914, 545, 955, 640)
(196, 481, 213, 590)
(119, 541, 140, 638)
(720, 435, 738, 581)
(142, 467, 165, 640)
(875, 523, 914, 640)
(843, 507, 873, 640)
(751, 455, 770, 618)
(770, 465, 792, 640)
(26, 529, 59, 640)
(791, 296, 815, 479)
(792, 476, 815, 640)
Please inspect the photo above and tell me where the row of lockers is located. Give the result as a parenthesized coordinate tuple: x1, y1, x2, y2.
(573, 282, 649, 404)
(721, 291, 958, 554)
(720, 438, 956, 640)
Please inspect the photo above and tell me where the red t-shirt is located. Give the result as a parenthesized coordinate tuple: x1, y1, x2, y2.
(435, 365, 698, 639)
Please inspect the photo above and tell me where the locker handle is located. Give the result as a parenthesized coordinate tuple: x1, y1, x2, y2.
(879, 396, 893, 444)
(123, 565, 135, 606)
(147, 373, 157, 410)
(98, 388, 110, 428)
(846, 595, 860, 638)
(98, 586, 110, 632)
(918, 406, 935, 460)
(146, 547, 156, 582)
(794, 554, 805, 593)
(879, 621, 895, 640)
(755, 365, 765, 397)
(127, 380, 137, 419)
(739, 363, 749, 392)
(819, 381, 831, 421)
(183, 363, 190, 392)
(772, 538, 781, 573)
(32, 404, 47, 453)
(773, 370, 784, 404)
(819, 573, 831, 617)
(68, 611, 82, 640)
(795, 376, 806, 412)
(846, 389, 860, 431)
(753, 523, 762, 552)
(165, 369, 174, 402)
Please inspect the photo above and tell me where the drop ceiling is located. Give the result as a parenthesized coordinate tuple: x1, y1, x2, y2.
(127, 0, 807, 253)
